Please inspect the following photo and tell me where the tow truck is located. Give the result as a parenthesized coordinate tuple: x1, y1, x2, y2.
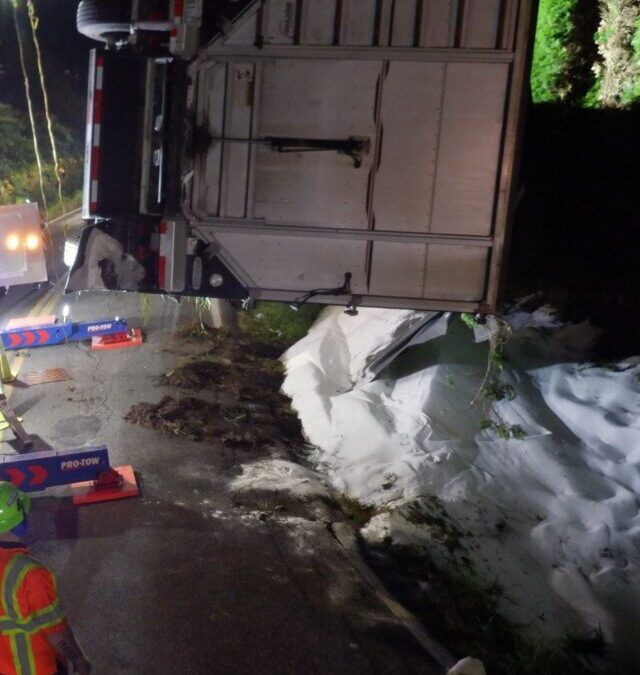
(69, 0, 537, 313)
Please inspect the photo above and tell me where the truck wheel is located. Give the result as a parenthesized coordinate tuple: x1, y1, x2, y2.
(76, 0, 132, 44)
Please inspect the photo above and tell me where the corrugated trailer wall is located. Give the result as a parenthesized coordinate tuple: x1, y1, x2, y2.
(259, 0, 517, 49)
(189, 0, 535, 312)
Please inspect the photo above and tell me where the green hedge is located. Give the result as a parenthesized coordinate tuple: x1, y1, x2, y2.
(531, 0, 580, 102)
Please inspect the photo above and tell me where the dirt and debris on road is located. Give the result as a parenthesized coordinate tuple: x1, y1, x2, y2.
(125, 395, 221, 441)
(161, 361, 227, 389)
(125, 326, 304, 447)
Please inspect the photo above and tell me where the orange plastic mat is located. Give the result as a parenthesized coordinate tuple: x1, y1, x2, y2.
(22, 368, 72, 386)
(91, 328, 143, 351)
(72, 465, 140, 505)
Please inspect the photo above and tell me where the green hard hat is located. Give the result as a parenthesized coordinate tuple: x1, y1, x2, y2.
(0, 482, 30, 534)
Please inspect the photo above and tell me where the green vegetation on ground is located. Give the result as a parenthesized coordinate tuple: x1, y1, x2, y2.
(531, 0, 640, 107)
(378, 543, 605, 675)
(239, 302, 323, 347)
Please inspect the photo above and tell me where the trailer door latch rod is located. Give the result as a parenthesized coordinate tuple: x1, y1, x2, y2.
(212, 136, 370, 168)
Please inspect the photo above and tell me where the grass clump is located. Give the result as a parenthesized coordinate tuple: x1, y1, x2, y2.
(403, 498, 466, 555)
(240, 302, 322, 347)
(177, 321, 222, 342)
(369, 544, 605, 675)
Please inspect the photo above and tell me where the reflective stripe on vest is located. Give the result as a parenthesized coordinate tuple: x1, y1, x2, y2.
(10, 632, 36, 675)
(0, 554, 65, 674)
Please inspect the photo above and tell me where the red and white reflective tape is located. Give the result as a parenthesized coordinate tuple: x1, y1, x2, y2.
(170, 0, 185, 52)
(89, 56, 105, 212)
(158, 220, 169, 289)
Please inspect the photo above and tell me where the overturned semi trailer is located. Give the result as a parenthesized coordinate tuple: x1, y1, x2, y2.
(70, 0, 537, 313)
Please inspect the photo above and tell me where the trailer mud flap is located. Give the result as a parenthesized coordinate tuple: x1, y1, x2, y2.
(65, 222, 248, 300)
(66, 225, 147, 293)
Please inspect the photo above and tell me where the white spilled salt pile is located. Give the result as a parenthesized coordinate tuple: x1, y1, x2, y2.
(282, 306, 640, 669)
(230, 459, 330, 500)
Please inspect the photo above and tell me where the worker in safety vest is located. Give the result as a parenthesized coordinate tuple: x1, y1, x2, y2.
(0, 482, 91, 675)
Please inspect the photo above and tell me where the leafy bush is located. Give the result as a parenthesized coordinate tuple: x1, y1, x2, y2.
(0, 104, 35, 174)
(531, 1, 640, 107)
(531, 0, 580, 102)
(595, 0, 640, 106)
(0, 103, 83, 212)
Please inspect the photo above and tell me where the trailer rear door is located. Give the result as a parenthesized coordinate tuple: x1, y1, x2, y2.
(186, 0, 534, 312)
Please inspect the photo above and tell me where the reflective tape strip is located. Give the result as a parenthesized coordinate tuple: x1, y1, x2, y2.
(29, 598, 65, 630)
(93, 89, 103, 123)
(158, 220, 171, 289)
(0, 615, 21, 631)
(1, 556, 66, 635)
(2, 556, 37, 630)
(11, 632, 35, 674)
(0, 601, 65, 634)
(158, 255, 167, 288)
(90, 180, 99, 209)
(12, 632, 36, 674)
(91, 149, 100, 176)
(89, 56, 105, 213)
(1, 555, 30, 618)
(95, 58, 104, 89)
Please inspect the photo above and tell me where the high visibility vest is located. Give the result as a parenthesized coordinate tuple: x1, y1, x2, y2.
(0, 547, 66, 675)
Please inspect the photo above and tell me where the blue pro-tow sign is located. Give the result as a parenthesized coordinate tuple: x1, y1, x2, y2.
(1, 319, 129, 350)
(0, 446, 110, 492)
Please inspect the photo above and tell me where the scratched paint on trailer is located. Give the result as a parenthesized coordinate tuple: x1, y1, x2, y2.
(0, 446, 110, 492)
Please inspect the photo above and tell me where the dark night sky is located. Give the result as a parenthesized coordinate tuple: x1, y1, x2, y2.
(0, 0, 92, 134)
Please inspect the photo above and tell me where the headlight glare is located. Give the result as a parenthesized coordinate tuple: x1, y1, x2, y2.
(5, 234, 20, 251)
(25, 233, 40, 251)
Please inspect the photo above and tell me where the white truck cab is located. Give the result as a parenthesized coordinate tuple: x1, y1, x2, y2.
(0, 203, 48, 292)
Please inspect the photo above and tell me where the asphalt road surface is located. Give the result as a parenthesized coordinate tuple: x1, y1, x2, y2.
(0, 225, 443, 674)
